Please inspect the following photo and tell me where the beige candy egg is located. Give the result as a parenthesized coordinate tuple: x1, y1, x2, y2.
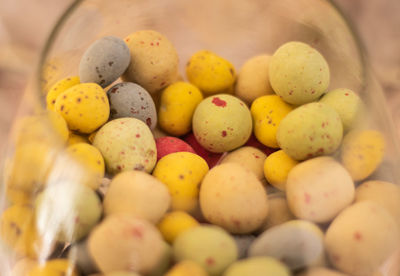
(220, 146, 267, 181)
(103, 170, 171, 224)
(355, 180, 400, 228)
(11, 258, 38, 276)
(122, 30, 179, 94)
(286, 156, 355, 223)
(200, 163, 269, 234)
(259, 193, 295, 231)
(88, 214, 165, 274)
(325, 201, 399, 276)
(235, 55, 274, 104)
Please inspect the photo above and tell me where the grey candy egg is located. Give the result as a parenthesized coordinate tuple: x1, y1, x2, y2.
(79, 36, 130, 88)
(107, 82, 157, 129)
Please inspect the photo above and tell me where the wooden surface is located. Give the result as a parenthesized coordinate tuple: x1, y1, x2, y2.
(0, 0, 399, 150)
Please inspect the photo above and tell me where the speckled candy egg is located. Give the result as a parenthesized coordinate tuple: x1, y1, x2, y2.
(159, 82, 204, 136)
(79, 36, 130, 88)
(269, 41, 330, 105)
(54, 83, 110, 134)
(251, 95, 294, 148)
(46, 76, 80, 111)
(200, 163, 269, 234)
(88, 214, 165, 274)
(286, 157, 355, 223)
(192, 94, 252, 153)
(277, 102, 343, 160)
(93, 118, 157, 174)
(103, 170, 171, 224)
(186, 50, 236, 96)
(325, 202, 399, 276)
(173, 225, 238, 276)
(152, 152, 209, 213)
(219, 146, 267, 181)
(235, 54, 274, 105)
(122, 30, 179, 94)
(249, 220, 325, 270)
(35, 183, 102, 243)
(156, 136, 196, 161)
(340, 129, 385, 181)
(107, 82, 157, 129)
(319, 88, 364, 132)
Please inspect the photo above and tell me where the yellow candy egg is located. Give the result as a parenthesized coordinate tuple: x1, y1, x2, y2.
(66, 143, 105, 189)
(341, 129, 385, 181)
(6, 141, 55, 193)
(28, 259, 78, 276)
(13, 110, 69, 145)
(159, 82, 203, 136)
(186, 50, 236, 95)
(165, 261, 208, 276)
(251, 95, 293, 148)
(54, 83, 110, 134)
(46, 76, 80, 111)
(0, 205, 43, 259)
(158, 211, 199, 243)
(67, 132, 89, 145)
(152, 152, 209, 212)
(264, 150, 299, 191)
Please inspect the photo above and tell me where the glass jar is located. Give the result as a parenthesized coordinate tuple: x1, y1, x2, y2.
(1, 0, 399, 275)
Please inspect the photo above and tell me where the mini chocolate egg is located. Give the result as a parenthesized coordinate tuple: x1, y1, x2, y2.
(200, 163, 269, 234)
(79, 36, 130, 88)
(156, 136, 196, 161)
(223, 256, 291, 276)
(263, 150, 299, 191)
(235, 54, 274, 104)
(46, 76, 80, 111)
(355, 180, 400, 228)
(107, 82, 157, 129)
(158, 211, 199, 243)
(28, 259, 79, 276)
(152, 152, 209, 213)
(92, 118, 157, 174)
(173, 225, 238, 276)
(122, 30, 179, 94)
(103, 170, 171, 224)
(35, 183, 102, 243)
(192, 94, 252, 153)
(249, 220, 325, 270)
(186, 50, 236, 96)
(159, 82, 204, 136)
(277, 102, 343, 160)
(88, 214, 165, 274)
(340, 129, 385, 181)
(325, 202, 399, 276)
(319, 88, 364, 132)
(286, 157, 355, 223)
(54, 83, 110, 134)
(269, 41, 330, 105)
(220, 146, 267, 181)
(251, 95, 294, 148)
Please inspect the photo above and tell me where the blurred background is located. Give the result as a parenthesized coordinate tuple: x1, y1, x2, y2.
(0, 0, 399, 152)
